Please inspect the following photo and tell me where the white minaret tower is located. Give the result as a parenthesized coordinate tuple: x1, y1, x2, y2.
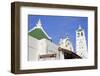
(76, 25, 88, 58)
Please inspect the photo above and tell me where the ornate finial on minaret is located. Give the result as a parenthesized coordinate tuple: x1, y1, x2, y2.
(78, 25, 82, 30)
(66, 34, 69, 40)
(76, 25, 83, 32)
(36, 19, 42, 28)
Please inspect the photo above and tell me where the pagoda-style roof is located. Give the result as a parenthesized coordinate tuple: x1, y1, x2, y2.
(29, 28, 49, 40)
(28, 19, 51, 40)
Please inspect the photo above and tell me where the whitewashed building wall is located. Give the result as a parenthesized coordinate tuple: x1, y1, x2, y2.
(28, 36, 59, 61)
(28, 36, 39, 61)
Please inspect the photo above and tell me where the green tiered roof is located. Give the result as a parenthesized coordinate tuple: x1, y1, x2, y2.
(29, 28, 49, 40)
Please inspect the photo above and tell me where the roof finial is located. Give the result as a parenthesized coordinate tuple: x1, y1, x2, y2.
(36, 19, 42, 28)
(78, 25, 82, 30)
(66, 35, 69, 40)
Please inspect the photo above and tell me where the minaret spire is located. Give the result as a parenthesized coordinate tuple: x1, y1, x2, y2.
(78, 25, 82, 30)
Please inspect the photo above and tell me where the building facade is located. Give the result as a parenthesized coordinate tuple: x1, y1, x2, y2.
(28, 19, 87, 61)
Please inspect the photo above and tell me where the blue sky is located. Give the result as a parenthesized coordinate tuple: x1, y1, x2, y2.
(28, 15, 88, 52)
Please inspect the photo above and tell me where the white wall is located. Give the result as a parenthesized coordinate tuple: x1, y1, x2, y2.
(28, 36, 39, 61)
(0, 0, 100, 76)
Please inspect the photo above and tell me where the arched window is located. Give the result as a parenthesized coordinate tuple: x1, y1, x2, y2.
(77, 32, 80, 37)
(81, 32, 83, 36)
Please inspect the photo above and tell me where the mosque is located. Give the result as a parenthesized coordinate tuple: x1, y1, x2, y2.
(28, 19, 88, 61)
